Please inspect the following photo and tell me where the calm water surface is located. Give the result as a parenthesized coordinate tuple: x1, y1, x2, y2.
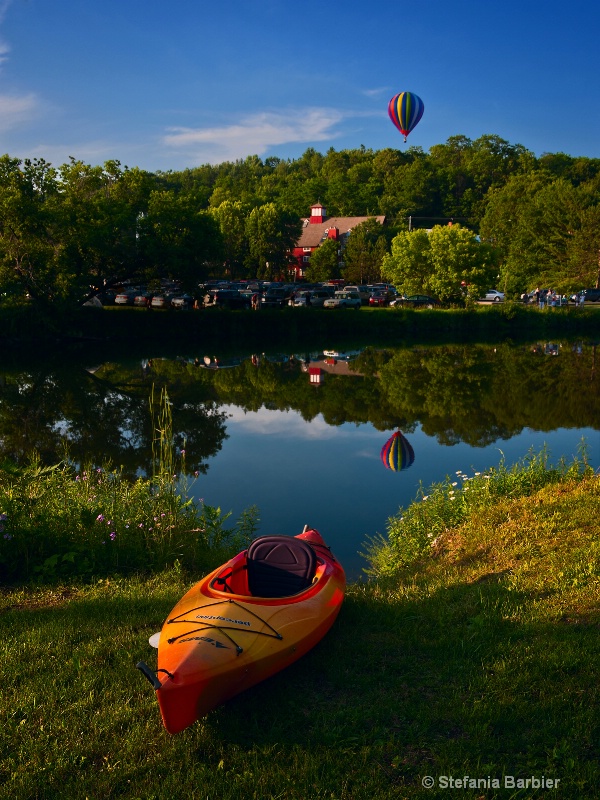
(3, 340, 598, 581)
(194, 405, 597, 581)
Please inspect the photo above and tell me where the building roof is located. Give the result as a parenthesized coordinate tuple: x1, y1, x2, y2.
(295, 215, 386, 249)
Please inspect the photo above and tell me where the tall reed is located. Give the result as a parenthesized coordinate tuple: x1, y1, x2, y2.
(0, 387, 258, 583)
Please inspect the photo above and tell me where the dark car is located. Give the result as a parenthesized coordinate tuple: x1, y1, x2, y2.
(203, 289, 250, 310)
(581, 288, 600, 303)
(394, 294, 441, 308)
(261, 287, 292, 308)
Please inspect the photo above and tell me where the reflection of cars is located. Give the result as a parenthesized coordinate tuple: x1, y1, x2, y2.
(481, 289, 505, 302)
(393, 294, 441, 308)
(204, 289, 250, 309)
(323, 291, 362, 309)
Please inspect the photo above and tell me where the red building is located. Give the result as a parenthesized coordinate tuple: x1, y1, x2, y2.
(289, 203, 386, 280)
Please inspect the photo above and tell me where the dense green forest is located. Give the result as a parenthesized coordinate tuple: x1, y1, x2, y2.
(1, 134, 599, 305)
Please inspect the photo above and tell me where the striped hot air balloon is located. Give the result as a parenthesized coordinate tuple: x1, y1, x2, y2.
(388, 92, 424, 142)
(380, 430, 415, 472)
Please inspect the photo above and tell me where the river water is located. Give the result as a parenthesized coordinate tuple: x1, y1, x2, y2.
(1, 339, 598, 580)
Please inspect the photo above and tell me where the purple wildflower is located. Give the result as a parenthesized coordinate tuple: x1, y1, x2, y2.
(96, 514, 104, 522)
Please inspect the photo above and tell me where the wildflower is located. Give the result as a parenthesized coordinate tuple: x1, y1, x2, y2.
(194, 471, 199, 478)
(96, 514, 104, 522)
(110, 532, 116, 540)
(138, 523, 144, 528)
(75, 475, 81, 481)
(451, 482, 458, 486)
(422, 495, 429, 501)
(3, 533, 12, 540)
(180, 449, 186, 456)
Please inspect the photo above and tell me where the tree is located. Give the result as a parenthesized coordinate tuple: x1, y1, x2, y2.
(382, 224, 498, 301)
(342, 218, 387, 284)
(210, 200, 248, 279)
(0, 156, 61, 304)
(305, 238, 339, 282)
(139, 190, 224, 289)
(245, 203, 300, 279)
(56, 159, 154, 302)
(381, 228, 432, 296)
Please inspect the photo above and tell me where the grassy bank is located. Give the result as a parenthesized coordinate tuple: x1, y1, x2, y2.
(1, 454, 599, 798)
(1, 302, 600, 357)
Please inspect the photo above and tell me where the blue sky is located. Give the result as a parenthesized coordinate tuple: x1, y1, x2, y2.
(0, 0, 598, 172)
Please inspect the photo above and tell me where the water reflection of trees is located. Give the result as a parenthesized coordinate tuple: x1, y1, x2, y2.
(0, 364, 228, 476)
(0, 342, 597, 469)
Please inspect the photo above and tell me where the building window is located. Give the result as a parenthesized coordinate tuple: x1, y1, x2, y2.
(303, 256, 310, 263)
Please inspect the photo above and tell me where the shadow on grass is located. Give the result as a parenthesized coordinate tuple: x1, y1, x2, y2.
(3, 573, 600, 798)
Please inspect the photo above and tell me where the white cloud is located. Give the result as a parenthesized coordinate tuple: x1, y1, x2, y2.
(223, 406, 339, 439)
(163, 107, 346, 163)
(0, 92, 37, 131)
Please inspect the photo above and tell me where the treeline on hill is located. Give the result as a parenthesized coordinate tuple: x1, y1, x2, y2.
(1, 134, 599, 307)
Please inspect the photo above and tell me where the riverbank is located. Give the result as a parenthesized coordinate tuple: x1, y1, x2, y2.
(1, 459, 599, 798)
(1, 303, 600, 359)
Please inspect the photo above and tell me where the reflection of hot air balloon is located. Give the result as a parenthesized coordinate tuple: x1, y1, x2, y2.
(381, 430, 415, 472)
(388, 92, 424, 142)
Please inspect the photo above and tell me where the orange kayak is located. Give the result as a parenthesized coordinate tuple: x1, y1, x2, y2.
(137, 527, 345, 734)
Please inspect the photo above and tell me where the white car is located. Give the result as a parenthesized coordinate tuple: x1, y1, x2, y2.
(323, 291, 362, 309)
(482, 290, 505, 302)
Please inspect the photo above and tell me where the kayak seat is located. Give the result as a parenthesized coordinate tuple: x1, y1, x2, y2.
(246, 536, 317, 598)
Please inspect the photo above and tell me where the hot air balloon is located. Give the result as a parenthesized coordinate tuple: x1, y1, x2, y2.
(381, 430, 415, 472)
(388, 92, 424, 142)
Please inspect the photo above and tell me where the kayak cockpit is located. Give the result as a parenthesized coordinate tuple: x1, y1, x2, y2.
(210, 535, 321, 599)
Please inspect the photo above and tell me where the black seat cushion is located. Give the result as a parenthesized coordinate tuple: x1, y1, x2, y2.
(246, 535, 317, 598)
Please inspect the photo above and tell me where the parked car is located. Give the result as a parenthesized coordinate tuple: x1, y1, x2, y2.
(579, 288, 600, 303)
(290, 289, 333, 308)
(115, 291, 135, 305)
(261, 287, 292, 308)
(343, 285, 370, 304)
(368, 291, 393, 307)
(323, 291, 362, 309)
(150, 294, 174, 309)
(133, 292, 152, 307)
(393, 294, 441, 308)
(203, 289, 250, 310)
(171, 294, 193, 309)
(289, 291, 311, 307)
(481, 289, 505, 302)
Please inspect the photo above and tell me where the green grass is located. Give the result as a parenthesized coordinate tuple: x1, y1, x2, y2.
(0, 388, 258, 583)
(1, 455, 600, 798)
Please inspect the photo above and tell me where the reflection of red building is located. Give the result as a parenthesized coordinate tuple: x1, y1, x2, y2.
(289, 203, 385, 280)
